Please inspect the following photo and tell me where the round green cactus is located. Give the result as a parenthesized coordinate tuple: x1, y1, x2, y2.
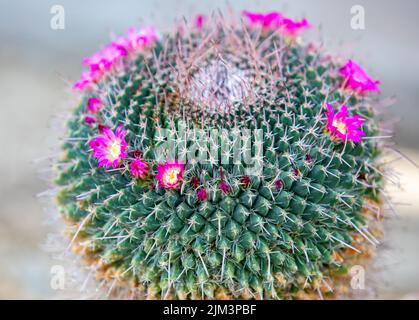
(55, 12, 385, 299)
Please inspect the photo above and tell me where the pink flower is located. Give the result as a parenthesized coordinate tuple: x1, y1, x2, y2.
(197, 188, 208, 202)
(139, 26, 160, 45)
(340, 60, 380, 93)
(326, 104, 365, 142)
(156, 161, 185, 189)
(281, 17, 310, 36)
(194, 14, 206, 29)
(275, 179, 283, 191)
(112, 26, 159, 54)
(87, 97, 103, 113)
(240, 175, 251, 188)
(75, 44, 126, 91)
(130, 158, 149, 179)
(83, 44, 126, 73)
(243, 11, 274, 28)
(74, 27, 159, 91)
(243, 10, 310, 36)
(73, 71, 99, 91)
(88, 125, 128, 168)
(84, 115, 96, 125)
(220, 181, 231, 195)
(190, 176, 200, 189)
(219, 167, 230, 194)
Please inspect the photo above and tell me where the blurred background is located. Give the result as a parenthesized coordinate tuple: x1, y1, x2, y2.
(0, 0, 418, 299)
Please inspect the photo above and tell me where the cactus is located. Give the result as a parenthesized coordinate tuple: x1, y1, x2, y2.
(54, 11, 386, 299)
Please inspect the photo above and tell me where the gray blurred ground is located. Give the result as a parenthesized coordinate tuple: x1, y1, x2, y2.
(0, 0, 418, 299)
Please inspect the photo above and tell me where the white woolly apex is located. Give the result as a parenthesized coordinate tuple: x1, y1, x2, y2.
(189, 57, 251, 114)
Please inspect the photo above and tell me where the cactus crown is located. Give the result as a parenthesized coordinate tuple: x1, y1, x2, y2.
(55, 12, 384, 299)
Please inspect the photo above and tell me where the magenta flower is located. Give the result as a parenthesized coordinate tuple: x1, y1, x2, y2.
(130, 158, 149, 179)
(243, 11, 276, 28)
(197, 188, 208, 202)
(88, 125, 128, 168)
(138, 26, 159, 46)
(220, 181, 231, 195)
(243, 10, 310, 36)
(190, 176, 200, 189)
(84, 115, 97, 125)
(87, 97, 103, 113)
(156, 161, 185, 189)
(218, 167, 230, 194)
(113, 26, 159, 54)
(74, 27, 159, 91)
(240, 175, 251, 189)
(281, 17, 310, 36)
(194, 14, 206, 29)
(326, 104, 365, 142)
(73, 71, 99, 91)
(83, 44, 126, 73)
(275, 179, 283, 191)
(340, 60, 380, 93)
